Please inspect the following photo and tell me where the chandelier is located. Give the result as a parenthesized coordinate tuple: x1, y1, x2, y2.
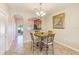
(35, 3, 46, 17)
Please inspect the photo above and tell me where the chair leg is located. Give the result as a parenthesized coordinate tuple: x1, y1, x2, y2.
(46, 45, 48, 55)
(46, 37, 49, 55)
(52, 44, 54, 55)
(33, 45, 34, 54)
(31, 43, 34, 54)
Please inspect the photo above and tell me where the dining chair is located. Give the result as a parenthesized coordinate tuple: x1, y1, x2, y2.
(44, 34, 55, 55)
(30, 33, 40, 54)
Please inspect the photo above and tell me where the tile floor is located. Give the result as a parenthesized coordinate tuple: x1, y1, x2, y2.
(4, 40, 79, 55)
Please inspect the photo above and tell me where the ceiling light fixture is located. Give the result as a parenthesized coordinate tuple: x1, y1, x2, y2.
(36, 3, 46, 17)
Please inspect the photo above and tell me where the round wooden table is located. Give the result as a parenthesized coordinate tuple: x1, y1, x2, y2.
(34, 33, 55, 51)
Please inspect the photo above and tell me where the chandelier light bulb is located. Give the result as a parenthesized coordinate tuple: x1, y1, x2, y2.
(36, 11, 46, 17)
(36, 12, 40, 16)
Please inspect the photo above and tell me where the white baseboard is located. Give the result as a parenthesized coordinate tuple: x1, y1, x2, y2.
(55, 40, 79, 52)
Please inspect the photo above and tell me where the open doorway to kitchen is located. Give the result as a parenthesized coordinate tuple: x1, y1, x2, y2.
(17, 24, 24, 49)
(14, 15, 24, 50)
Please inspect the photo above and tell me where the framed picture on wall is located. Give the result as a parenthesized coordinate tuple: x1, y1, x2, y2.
(53, 13, 65, 29)
(34, 18, 41, 30)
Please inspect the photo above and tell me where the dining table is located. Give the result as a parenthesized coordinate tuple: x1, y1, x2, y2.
(34, 31, 55, 52)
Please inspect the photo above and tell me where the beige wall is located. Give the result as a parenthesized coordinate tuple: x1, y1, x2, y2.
(43, 4, 79, 51)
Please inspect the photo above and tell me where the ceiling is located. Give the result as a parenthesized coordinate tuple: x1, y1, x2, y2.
(8, 3, 73, 13)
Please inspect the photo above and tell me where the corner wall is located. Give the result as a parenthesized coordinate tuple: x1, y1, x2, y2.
(43, 4, 79, 51)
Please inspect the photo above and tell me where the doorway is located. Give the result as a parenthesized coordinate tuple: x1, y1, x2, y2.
(14, 15, 24, 50)
(17, 24, 24, 49)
